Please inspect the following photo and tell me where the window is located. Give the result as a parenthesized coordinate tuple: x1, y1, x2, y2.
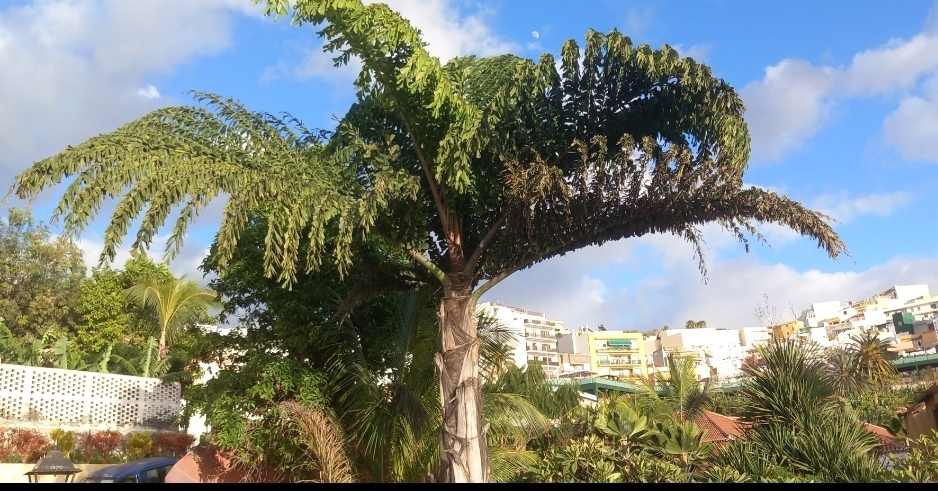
(159, 465, 175, 481)
(142, 468, 160, 483)
(120, 476, 137, 483)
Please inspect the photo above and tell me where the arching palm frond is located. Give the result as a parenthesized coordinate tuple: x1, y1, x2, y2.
(124, 276, 220, 360)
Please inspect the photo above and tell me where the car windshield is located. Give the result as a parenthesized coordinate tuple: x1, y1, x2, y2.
(81, 477, 116, 483)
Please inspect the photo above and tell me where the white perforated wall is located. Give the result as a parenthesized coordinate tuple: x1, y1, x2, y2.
(0, 364, 180, 430)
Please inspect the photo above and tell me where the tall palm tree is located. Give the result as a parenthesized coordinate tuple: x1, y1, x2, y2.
(125, 276, 220, 360)
(281, 288, 553, 483)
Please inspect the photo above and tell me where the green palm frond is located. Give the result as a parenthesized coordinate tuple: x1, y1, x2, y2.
(489, 448, 539, 483)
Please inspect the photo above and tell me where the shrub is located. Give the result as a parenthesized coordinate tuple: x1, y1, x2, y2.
(126, 432, 152, 460)
(80, 430, 124, 463)
(49, 428, 77, 457)
(0, 429, 9, 462)
(7, 429, 52, 463)
(151, 432, 195, 458)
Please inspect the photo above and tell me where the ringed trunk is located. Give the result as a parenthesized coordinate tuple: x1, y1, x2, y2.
(436, 278, 489, 483)
(158, 329, 168, 361)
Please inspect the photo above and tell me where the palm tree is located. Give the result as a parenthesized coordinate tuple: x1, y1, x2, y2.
(280, 288, 553, 483)
(825, 347, 863, 398)
(125, 276, 220, 360)
(849, 329, 898, 390)
(641, 354, 711, 424)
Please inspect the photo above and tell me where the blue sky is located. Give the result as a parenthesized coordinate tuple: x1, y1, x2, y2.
(1, 0, 938, 330)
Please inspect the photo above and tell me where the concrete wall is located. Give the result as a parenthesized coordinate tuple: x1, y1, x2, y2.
(0, 364, 181, 432)
(0, 463, 112, 483)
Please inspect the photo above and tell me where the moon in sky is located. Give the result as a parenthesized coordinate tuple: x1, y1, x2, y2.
(532, 31, 540, 39)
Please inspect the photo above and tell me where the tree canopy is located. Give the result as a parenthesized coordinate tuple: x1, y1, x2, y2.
(8, 0, 849, 482)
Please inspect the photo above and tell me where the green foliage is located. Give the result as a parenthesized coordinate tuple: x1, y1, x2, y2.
(49, 428, 76, 457)
(887, 431, 938, 482)
(126, 432, 152, 460)
(685, 320, 707, 329)
(0, 208, 85, 339)
(73, 252, 176, 353)
(125, 276, 219, 360)
(11, 0, 852, 482)
(639, 354, 711, 423)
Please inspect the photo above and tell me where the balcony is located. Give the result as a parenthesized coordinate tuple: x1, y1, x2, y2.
(597, 359, 643, 367)
(526, 347, 557, 354)
(595, 346, 639, 353)
(524, 331, 556, 341)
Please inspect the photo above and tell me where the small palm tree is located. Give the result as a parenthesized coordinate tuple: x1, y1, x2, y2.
(125, 276, 220, 360)
(849, 329, 898, 390)
(641, 354, 711, 424)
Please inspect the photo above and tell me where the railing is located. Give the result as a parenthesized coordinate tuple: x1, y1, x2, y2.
(597, 360, 643, 367)
(524, 331, 556, 340)
(595, 347, 639, 353)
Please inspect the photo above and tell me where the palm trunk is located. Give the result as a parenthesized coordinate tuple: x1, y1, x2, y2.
(436, 281, 489, 483)
(158, 328, 168, 361)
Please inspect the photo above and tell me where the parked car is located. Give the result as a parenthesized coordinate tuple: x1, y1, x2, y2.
(80, 457, 179, 483)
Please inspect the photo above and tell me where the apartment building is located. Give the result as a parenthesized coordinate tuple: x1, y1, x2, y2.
(558, 331, 647, 380)
(478, 301, 565, 378)
(654, 328, 749, 381)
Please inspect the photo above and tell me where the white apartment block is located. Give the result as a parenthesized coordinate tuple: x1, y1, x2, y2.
(653, 328, 757, 381)
(478, 301, 565, 378)
(799, 285, 933, 340)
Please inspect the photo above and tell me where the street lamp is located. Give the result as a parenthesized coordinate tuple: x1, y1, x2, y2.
(24, 445, 81, 483)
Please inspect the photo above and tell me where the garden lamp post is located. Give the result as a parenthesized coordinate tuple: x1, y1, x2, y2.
(24, 445, 81, 483)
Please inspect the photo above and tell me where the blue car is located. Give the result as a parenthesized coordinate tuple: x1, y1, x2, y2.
(81, 457, 179, 483)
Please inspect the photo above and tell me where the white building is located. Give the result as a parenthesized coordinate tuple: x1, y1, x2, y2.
(653, 328, 751, 381)
(478, 302, 564, 378)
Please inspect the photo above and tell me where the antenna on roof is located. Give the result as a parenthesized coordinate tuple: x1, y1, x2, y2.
(598, 324, 607, 331)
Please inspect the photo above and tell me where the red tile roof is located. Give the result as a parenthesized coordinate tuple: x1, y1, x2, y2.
(696, 411, 748, 448)
(863, 423, 908, 454)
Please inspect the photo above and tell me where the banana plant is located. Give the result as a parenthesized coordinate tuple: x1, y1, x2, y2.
(112, 337, 171, 378)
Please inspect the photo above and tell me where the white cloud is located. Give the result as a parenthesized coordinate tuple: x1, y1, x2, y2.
(742, 7, 938, 164)
(136, 84, 160, 100)
(882, 74, 938, 161)
(812, 191, 913, 224)
(741, 59, 838, 162)
(532, 31, 540, 40)
(485, 229, 938, 331)
(623, 6, 654, 38)
(272, 0, 520, 85)
(0, 0, 262, 185)
(843, 32, 938, 96)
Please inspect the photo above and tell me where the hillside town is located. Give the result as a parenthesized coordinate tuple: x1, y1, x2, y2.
(481, 283, 938, 384)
